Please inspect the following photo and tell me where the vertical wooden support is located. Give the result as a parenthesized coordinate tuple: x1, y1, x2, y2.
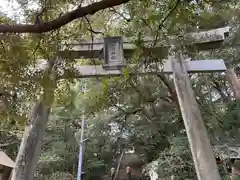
(171, 52, 221, 180)
(226, 68, 240, 100)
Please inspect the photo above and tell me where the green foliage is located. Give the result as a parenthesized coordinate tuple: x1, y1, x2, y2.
(1, 0, 240, 179)
(223, 100, 240, 141)
(151, 137, 195, 179)
(48, 172, 73, 180)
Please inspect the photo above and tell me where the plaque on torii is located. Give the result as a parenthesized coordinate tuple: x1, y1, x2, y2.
(103, 36, 125, 70)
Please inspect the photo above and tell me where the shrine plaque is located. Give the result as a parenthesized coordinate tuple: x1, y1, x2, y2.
(103, 36, 124, 70)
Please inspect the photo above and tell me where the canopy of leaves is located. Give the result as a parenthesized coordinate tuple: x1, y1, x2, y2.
(1, 0, 240, 179)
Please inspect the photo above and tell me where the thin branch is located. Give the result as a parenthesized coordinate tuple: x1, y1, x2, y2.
(111, 99, 142, 116)
(0, 40, 6, 53)
(113, 103, 128, 114)
(212, 79, 230, 103)
(87, 28, 104, 35)
(156, 74, 177, 102)
(0, 0, 130, 33)
(32, 38, 43, 59)
(141, 107, 153, 123)
(128, 77, 149, 102)
(109, 7, 130, 22)
(78, 0, 86, 8)
(84, 15, 102, 68)
(153, 0, 181, 47)
(84, 16, 94, 60)
(143, 0, 180, 64)
(139, 17, 154, 31)
(84, 15, 104, 36)
(104, 107, 142, 123)
(0, 140, 18, 147)
(196, 96, 223, 128)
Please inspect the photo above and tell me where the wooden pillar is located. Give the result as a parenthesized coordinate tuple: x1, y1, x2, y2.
(226, 68, 240, 100)
(171, 52, 221, 180)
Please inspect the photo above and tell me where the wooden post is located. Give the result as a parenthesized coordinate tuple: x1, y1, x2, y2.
(226, 68, 240, 100)
(171, 51, 221, 180)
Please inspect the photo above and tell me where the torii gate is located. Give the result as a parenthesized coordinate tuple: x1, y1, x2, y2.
(61, 26, 230, 180)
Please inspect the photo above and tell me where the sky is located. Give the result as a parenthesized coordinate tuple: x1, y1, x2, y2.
(0, 0, 22, 18)
(0, 0, 38, 21)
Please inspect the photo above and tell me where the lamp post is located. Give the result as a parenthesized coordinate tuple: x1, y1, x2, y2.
(77, 83, 87, 180)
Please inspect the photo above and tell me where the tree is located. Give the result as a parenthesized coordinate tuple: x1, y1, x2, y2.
(0, 0, 132, 179)
(1, 0, 240, 179)
(0, 0, 130, 33)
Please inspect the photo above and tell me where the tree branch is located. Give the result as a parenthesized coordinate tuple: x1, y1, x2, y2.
(212, 79, 230, 103)
(0, 0, 130, 33)
(0, 140, 18, 147)
(109, 7, 130, 22)
(156, 74, 177, 102)
(153, 0, 180, 47)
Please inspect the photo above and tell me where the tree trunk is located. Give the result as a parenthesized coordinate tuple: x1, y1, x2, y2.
(171, 52, 221, 180)
(11, 101, 51, 180)
(226, 68, 240, 100)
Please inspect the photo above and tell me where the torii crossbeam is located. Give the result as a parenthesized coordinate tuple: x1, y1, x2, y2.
(60, 26, 229, 59)
(58, 26, 229, 78)
(71, 59, 226, 78)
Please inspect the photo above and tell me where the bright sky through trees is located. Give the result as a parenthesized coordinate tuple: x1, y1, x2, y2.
(0, 0, 38, 21)
(0, 0, 21, 17)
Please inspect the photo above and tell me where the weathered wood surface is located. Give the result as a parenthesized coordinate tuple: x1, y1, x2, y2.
(171, 53, 221, 180)
(11, 102, 50, 180)
(66, 59, 226, 78)
(60, 26, 230, 58)
(226, 68, 240, 100)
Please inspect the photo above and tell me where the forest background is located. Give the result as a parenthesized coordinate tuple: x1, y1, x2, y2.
(0, 0, 240, 179)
